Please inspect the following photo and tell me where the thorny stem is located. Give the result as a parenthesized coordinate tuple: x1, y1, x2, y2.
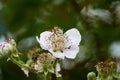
(9, 53, 38, 74)
(10, 51, 63, 80)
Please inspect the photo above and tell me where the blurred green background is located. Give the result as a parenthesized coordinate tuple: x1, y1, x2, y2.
(0, 0, 120, 80)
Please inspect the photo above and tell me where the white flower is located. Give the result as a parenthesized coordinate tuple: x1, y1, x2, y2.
(34, 53, 55, 74)
(0, 42, 13, 55)
(36, 27, 81, 59)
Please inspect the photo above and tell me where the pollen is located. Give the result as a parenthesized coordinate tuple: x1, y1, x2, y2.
(51, 36, 66, 52)
(38, 53, 55, 64)
(50, 27, 67, 52)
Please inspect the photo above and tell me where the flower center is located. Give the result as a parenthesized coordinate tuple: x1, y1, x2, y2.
(50, 27, 67, 52)
(51, 35, 66, 52)
(38, 53, 55, 64)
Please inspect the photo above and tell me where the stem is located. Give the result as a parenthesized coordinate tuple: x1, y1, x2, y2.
(56, 59, 62, 80)
(10, 55, 24, 68)
(10, 54, 38, 74)
(37, 73, 49, 80)
(57, 77, 62, 80)
(40, 74, 47, 80)
(44, 75, 47, 80)
(40, 73, 53, 80)
(48, 73, 52, 80)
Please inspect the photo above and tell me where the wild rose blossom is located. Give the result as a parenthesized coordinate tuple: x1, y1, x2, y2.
(36, 27, 81, 59)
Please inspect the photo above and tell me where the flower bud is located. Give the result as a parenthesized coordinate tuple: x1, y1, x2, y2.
(0, 42, 13, 55)
(87, 72, 96, 80)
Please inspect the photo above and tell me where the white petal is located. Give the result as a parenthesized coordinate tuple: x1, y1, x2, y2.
(64, 28, 81, 46)
(38, 31, 53, 50)
(36, 36, 40, 43)
(21, 68, 29, 77)
(55, 63, 62, 77)
(34, 64, 40, 70)
(34, 63, 43, 72)
(63, 45, 79, 59)
(56, 63, 61, 72)
(49, 49, 64, 59)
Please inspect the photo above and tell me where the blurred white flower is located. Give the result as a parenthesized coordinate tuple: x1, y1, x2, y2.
(81, 6, 112, 24)
(36, 27, 81, 59)
(109, 41, 120, 58)
(34, 53, 55, 74)
(0, 42, 13, 55)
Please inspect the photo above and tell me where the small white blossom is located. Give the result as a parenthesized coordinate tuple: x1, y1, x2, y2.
(0, 42, 13, 55)
(36, 27, 81, 59)
(34, 53, 55, 73)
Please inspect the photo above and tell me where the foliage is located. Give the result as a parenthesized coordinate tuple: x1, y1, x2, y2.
(0, 0, 120, 80)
